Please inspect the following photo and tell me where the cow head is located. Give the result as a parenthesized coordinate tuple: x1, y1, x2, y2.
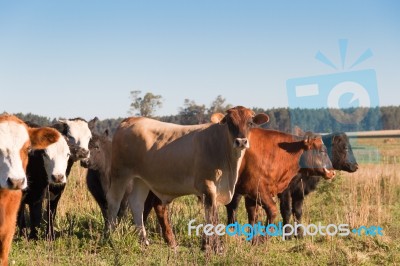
(41, 135, 71, 184)
(325, 132, 358, 172)
(211, 106, 269, 149)
(81, 129, 110, 171)
(299, 132, 336, 180)
(26, 122, 71, 184)
(53, 117, 98, 163)
(0, 115, 61, 189)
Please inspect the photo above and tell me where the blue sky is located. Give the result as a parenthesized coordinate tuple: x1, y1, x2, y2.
(1, 1, 399, 120)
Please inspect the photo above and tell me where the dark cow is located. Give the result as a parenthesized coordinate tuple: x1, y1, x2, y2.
(83, 130, 176, 246)
(0, 114, 60, 266)
(82, 130, 130, 221)
(278, 132, 358, 235)
(106, 106, 269, 250)
(225, 130, 336, 228)
(17, 117, 97, 240)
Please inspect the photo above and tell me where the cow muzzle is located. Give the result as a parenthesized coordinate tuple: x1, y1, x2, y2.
(6, 177, 27, 190)
(323, 168, 336, 180)
(80, 159, 90, 168)
(70, 147, 90, 161)
(234, 138, 249, 149)
(51, 174, 66, 184)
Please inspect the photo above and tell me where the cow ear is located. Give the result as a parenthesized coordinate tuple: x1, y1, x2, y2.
(88, 117, 99, 130)
(210, 113, 225, 124)
(52, 120, 68, 135)
(293, 126, 305, 137)
(302, 136, 313, 150)
(29, 127, 60, 150)
(253, 114, 269, 125)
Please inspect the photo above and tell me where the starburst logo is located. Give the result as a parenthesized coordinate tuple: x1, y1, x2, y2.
(286, 39, 380, 126)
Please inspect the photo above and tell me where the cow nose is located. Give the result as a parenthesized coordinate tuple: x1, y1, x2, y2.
(7, 177, 26, 189)
(354, 163, 359, 170)
(234, 138, 249, 149)
(80, 158, 90, 168)
(51, 174, 65, 184)
(81, 149, 90, 158)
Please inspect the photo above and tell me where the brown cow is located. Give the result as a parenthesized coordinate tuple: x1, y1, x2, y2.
(106, 106, 269, 250)
(0, 114, 60, 266)
(226, 130, 336, 229)
(83, 130, 176, 246)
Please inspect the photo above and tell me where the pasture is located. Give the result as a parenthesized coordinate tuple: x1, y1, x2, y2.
(10, 134, 400, 265)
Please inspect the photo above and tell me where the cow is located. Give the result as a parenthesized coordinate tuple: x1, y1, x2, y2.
(225, 130, 336, 230)
(46, 117, 97, 239)
(106, 106, 269, 250)
(82, 130, 176, 246)
(0, 114, 60, 266)
(278, 132, 358, 236)
(82, 130, 129, 221)
(17, 122, 71, 240)
(17, 117, 97, 240)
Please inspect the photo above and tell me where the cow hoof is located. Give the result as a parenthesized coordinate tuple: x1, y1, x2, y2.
(140, 238, 150, 246)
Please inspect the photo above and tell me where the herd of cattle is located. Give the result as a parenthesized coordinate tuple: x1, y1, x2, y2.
(0, 106, 359, 264)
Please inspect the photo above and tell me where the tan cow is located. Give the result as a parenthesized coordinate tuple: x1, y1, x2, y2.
(106, 106, 269, 249)
(0, 114, 61, 266)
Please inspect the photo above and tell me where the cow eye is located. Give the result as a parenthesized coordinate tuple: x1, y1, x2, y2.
(248, 121, 255, 127)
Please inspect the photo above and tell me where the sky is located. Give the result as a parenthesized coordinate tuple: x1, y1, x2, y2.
(1, 1, 399, 120)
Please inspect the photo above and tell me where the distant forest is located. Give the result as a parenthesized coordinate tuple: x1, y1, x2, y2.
(10, 105, 400, 135)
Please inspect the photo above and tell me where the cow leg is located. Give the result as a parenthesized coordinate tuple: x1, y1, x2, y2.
(117, 193, 129, 219)
(143, 191, 158, 224)
(201, 187, 220, 253)
(28, 201, 43, 240)
(292, 196, 304, 237)
(153, 200, 176, 247)
(0, 192, 21, 266)
(0, 224, 14, 266)
(225, 193, 242, 224)
(17, 204, 27, 238)
(127, 178, 150, 245)
(86, 171, 108, 221)
(46, 185, 65, 240)
(279, 190, 292, 239)
(244, 196, 258, 226)
(106, 169, 133, 233)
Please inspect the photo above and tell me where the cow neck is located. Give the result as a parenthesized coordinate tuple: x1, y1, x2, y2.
(103, 140, 112, 182)
(207, 122, 245, 167)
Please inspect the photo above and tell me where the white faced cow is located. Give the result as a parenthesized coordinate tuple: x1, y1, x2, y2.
(45, 117, 97, 239)
(17, 122, 71, 240)
(0, 114, 60, 266)
(106, 106, 269, 250)
(18, 117, 97, 240)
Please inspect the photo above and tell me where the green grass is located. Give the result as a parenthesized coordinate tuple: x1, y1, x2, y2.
(9, 138, 400, 265)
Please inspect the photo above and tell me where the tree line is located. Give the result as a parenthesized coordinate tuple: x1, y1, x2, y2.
(8, 91, 400, 135)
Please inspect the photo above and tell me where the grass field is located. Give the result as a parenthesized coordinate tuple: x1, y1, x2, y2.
(10, 136, 400, 265)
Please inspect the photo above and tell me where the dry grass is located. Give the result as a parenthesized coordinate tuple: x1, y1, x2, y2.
(9, 137, 400, 265)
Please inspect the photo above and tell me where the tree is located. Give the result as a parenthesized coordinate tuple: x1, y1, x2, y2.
(178, 99, 206, 125)
(128, 90, 163, 117)
(208, 95, 232, 115)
